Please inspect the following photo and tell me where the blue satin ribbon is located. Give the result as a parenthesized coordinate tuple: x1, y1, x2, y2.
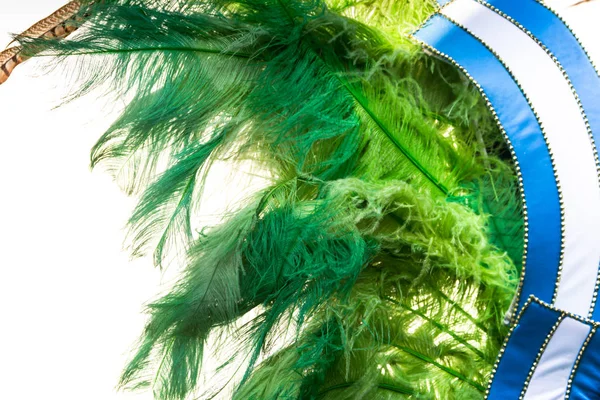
(486, 0, 600, 321)
(487, 299, 563, 399)
(414, 14, 562, 311)
(570, 329, 600, 400)
(415, 2, 600, 396)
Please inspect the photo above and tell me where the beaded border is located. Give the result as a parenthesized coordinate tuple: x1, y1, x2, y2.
(410, 2, 528, 334)
(438, 3, 569, 330)
(517, 298, 600, 399)
(564, 326, 596, 399)
(522, 295, 600, 328)
(434, 10, 600, 397)
(533, 0, 600, 327)
(476, 0, 600, 320)
(413, 0, 566, 330)
(484, 295, 536, 398)
(518, 313, 566, 398)
(410, 8, 571, 398)
(533, 0, 600, 79)
(484, 295, 599, 398)
(432, 2, 600, 397)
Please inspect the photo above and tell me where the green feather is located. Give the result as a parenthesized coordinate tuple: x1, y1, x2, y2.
(235, 178, 515, 400)
(19, 0, 523, 399)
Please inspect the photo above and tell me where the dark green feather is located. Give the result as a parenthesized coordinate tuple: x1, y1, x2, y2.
(18, 0, 523, 399)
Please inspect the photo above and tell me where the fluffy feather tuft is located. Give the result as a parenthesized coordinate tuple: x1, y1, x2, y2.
(15, 0, 523, 399)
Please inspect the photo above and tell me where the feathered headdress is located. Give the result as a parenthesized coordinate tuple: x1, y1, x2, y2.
(5, 0, 597, 399)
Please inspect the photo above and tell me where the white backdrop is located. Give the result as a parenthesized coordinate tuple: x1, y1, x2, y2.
(0, 2, 159, 400)
(0, 1, 599, 400)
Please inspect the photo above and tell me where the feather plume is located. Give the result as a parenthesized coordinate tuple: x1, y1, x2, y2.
(0, 1, 89, 85)
(0, 46, 24, 84)
(9, 1, 84, 44)
(12, 0, 523, 399)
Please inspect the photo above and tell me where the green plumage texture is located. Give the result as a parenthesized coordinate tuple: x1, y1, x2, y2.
(24, 0, 524, 398)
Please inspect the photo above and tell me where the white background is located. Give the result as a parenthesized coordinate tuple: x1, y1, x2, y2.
(0, 1, 599, 399)
(0, 2, 159, 399)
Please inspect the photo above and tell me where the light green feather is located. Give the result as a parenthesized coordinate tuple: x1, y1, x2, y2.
(19, 0, 523, 399)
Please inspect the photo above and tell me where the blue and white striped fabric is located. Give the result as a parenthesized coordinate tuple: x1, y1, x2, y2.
(413, 0, 600, 398)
